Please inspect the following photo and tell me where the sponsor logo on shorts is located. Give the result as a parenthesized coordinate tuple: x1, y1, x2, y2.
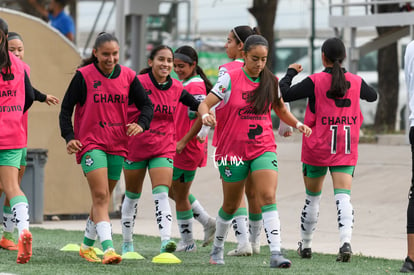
(85, 155, 94, 167)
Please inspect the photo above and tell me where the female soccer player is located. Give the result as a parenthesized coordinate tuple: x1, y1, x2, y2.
(199, 34, 311, 268)
(171, 45, 215, 252)
(59, 32, 153, 264)
(0, 32, 60, 251)
(120, 45, 200, 257)
(0, 18, 35, 264)
(279, 37, 377, 262)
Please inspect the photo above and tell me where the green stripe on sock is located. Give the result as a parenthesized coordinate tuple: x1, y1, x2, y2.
(188, 194, 196, 204)
(152, 185, 169, 194)
(101, 239, 114, 251)
(233, 207, 247, 217)
(177, 209, 193, 220)
(218, 207, 233, 221)
(125, 190, 141, 199)
(10, 196, 28, 207)
(3, 206, 12, 214)
(249, 212, 262, 221)
(261, 204, 277, 213)
(334, 188, 351, 195)
(306, 188, 322, 196)
(83, 237, 95, 247)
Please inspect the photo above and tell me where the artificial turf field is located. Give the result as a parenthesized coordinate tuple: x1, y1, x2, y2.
(0, 228, 403, 274)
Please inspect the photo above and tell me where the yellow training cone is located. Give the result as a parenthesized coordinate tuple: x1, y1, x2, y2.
(122, 251, 145, 260)
(152, 252, 181, 264)
(60, 243, 81, 252)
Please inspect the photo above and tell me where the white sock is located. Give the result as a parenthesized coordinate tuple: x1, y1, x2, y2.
(262, 210, 281, 253)
(335, 193, 353, 245)
(121, 196, 139, 243)
(96, 221, 112, 244)
(177, 217, 194, 243)
(300, 193, 321, 249)
(84, 216, 97, 241)
(153, 190, 172, 241)
(191, 199, 210, 227)
(2, 208, 15, 233)
(213, 215, 232, 248)
(232, 215, 249, 247)
(12, 202, 29, 235)
(249, 219, 262, 244)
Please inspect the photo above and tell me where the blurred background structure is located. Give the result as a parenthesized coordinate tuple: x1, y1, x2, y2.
(0, 0, 413, 218)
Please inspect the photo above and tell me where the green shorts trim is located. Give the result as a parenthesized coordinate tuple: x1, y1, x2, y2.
(124, 157, 173, 170)
(218, 152, 278, 183)
(20, 147, 27, 167)
(302, 163, 355, 178)
(0, 149, 24, 169)
(172, 167, 196, 182)
(81, 150, 124, 180)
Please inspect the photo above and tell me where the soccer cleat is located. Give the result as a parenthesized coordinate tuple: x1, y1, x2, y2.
(401, 256, 414, 273)
(297, 241, 312, 259)
(160, 240, 176, 253)
(270, 251, 291, 268)
(202, 218, 216, 247)
(122, 241, 134, 255)
(227, 242, 252, 256)
(16, 229, 32, 264)
(102, 249, 122, 264)
(176, 241, 197, 252)
(336, 242, 352, 262)
(0, 233, 18, 251)
(79, 246, 101, 263)
(251, 242, 260, 255)
(209, 245, 224, 265)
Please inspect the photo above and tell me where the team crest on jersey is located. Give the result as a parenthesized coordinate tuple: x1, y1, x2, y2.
(224, 166, 232, 178)
(84, 155, 94, 167)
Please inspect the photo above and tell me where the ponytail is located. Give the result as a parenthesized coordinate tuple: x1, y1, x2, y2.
(322, 37, 349, 98)
(195, 65, 213, 92)
(0, 30, 11, 78)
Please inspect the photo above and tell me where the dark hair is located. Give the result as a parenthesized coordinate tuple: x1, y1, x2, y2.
(174, 45, 213, 92)
(54, 0, 68, 7)
(139, 45, 173, 75)
(0, 18, 8, 35)
(0, 29, 12, 77)
(322, 37, 349, 98)
(80, 32, 118, 68)
(232, 25, 260, 44)
(8, 32, 23, 42)
(243, 35, 281, 114)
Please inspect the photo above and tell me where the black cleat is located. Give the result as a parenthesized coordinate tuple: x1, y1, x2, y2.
(336, 242, 352, 262)
(401, 256, 414, 273)
(297, 241, 312, 259)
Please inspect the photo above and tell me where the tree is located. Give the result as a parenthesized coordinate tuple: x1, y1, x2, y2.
(373, 3, 400, 132)
(248, 0, 278, 71)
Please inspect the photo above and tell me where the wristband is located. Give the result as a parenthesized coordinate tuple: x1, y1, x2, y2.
(202, 113, 210, 120)
(296, 121, 303, 129)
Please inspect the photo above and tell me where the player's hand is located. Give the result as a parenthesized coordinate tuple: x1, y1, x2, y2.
(126, 123, 143, 136)
(288, 63, 303, 73)
(298, 124, 312, 137)
(45, 95, 60, 105)
(66, 139, 82, 154)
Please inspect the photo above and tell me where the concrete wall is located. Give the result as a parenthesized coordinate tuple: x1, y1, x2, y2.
(0, 8, 94, 215)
